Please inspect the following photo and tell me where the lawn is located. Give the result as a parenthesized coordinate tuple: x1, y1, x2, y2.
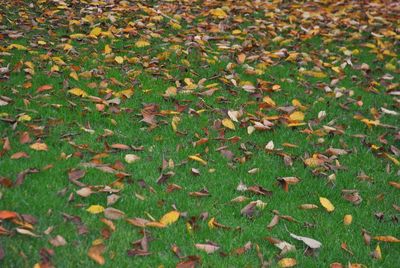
(0, 0, 399, 267)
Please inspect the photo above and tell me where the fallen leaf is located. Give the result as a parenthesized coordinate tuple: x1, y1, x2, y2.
(195, 243, 220, 254)
(159, 211, 180, 226)
(319, 197, 335, 212)
(278, 258, 297, 267)
(29, 143, 48, 151)
(86, 205, 105, 214)
(88, 240, 106, 265)
(104, 207, 125, 220)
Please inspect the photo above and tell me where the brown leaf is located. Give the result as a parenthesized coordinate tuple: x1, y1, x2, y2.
(10, 151, 29, 159)
(247, 185, 273, 196)
(88, 241, 106, 265)
(14, 168, 39, 187)
(126, 217, 149, 228)
(104, 207, 125, 220)
(240, 201, 257, 218)
(267, 214, 280, 230)
(49, 235, 67, 247)
(36, 84, 53, 93)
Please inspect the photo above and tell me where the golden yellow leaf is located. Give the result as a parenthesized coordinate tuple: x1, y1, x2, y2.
(86, 205, 105, 214)
(222, 118, 235, 130)
(18, 114, 32, 122)
(278, 258, 297, 267)
(135, 40, 150, 48)
(7, 44, 28, 50)
(289, 111, 305, 122)
(301, 70, 327, 78)
(90, 27, 102, 37)
(30, 143, 48, 151)
(319, 197, 335, 212)
(263, 96, 276, 107)
(145, 221, 166, 228)
(69, 33, 86, 39)
(360, 118, 380, 127)
(159, 211, 180, 226)
(115, 56, 124, 64)
(373, 236, 400, 243)
(104, 44, 112, 54)
(68, 88, 88, 97)
(188, 155, 207, 165)
(210, 8, 228, 19)
(344, 214, 352, 225)
(69, 71, 79, 81)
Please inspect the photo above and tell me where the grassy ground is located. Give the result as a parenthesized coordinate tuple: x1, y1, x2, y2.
(0, 0, 399, 267)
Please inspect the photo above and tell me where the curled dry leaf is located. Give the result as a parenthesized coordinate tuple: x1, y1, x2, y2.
(290, 233, 322, 249)
(373, 236, 400, 243)
(16, 228, 40, 237)
(298, 204, 318, 210)
(195, 243, 220, 254)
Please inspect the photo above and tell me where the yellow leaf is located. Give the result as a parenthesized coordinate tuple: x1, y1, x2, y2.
(159, 211, 180, 226)
(319, 197, 335, 212)
(384, 63, 396, 72)
(104, 44, 112, 54)
(344, 214, 352, 225)
(373, 236, 400, 243)
(188, 155, 207, 165)
(30, 143, 48, 151)
(69, 33, 86, 39)
(68, 88, 88, 97)
(135, 40, 150, 48)
(90, 27, 102, 37)
(208, 217, 216, 229)
(18, 114, 32, 122)
(301, 70, 327, 78)
(172, 116, 180, 132)
(7, 44, 27, 50)
(114, 88, 134, 98)
(373, 244, 382, 259)
(222, 118, 235, 130)
(278, 258, 297, 267)
(115, 56, 124, 64)
(210, 8, 228, 19)
(63, 43, 73, 51)
(69, 71, 79, 81)
(263, 96, 276, 107)
(86, 205, 105, 214)
(289, 111, 305, 122)
(360, 118, 380, 127)
(145, 221, 166, 228)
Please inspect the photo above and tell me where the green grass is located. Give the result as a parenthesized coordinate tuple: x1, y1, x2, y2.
(1, 1, 399, 267)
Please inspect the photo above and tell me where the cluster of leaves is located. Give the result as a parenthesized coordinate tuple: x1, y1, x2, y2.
(0, 0, 399, 267)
